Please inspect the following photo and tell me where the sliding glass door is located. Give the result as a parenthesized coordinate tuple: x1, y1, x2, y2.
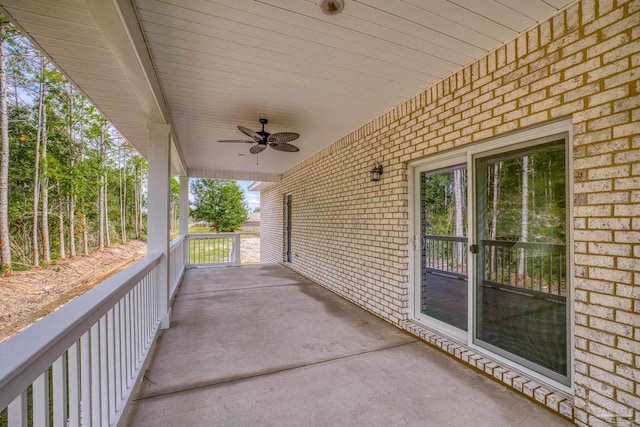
(474, 141, 568, 383)
(419, 165, 468, 333)
(411, 125, 571, 387)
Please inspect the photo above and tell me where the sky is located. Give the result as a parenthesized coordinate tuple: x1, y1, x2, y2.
(238, 181, 260, 211)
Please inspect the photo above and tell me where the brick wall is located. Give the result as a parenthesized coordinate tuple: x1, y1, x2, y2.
(261, 1, 639, 424)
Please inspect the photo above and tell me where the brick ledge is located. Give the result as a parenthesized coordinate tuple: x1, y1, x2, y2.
(400, 320, 574, 421)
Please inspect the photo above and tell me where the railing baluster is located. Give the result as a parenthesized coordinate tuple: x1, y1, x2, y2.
(107, 309, 116, 422)
(558, 253, 563, 296)
(509, 248, 518, 286)
(186, 233, 242, 267)
(67, 341, 80, 427)
(33, 371, 49, 427)
(91, 322, 101, 425)
(539, 251, 543, 292)
(99, 316, 109, 426)
(114, 302, 123, 410)
(124, 292, 131, 389)
(7, 390, 27, 427)
(52, 354, 67, 425)
(80, 331, 92, 426)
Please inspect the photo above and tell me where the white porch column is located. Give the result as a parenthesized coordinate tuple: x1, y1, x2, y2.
(179, 176, 189, 236)
(147, 123, 171, 329)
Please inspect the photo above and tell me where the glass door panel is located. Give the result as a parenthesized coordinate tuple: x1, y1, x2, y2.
(474, 141, 568, 381)
(420, 165, 468, 331)
(286, 195, 292, 262)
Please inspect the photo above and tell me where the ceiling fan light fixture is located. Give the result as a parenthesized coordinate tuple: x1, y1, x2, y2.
(318, 0, 344, 15)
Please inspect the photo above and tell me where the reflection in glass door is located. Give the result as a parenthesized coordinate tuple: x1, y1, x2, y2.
(420, 165, 468, 331)
(474, 141, 568, 382)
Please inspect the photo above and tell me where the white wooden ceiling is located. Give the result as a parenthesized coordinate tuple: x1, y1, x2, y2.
(1, 0, 577, 181)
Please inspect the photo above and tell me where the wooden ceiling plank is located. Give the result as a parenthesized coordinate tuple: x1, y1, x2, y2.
(358, 0, 502, 49)
(149, 45, 426, 98)
(231, 0, 483, 59)
(493, 0, 558, 18)
(140, 20, 439, 90)
(137, 1, 464, 79)
(400, 0, 517, 41)
(447, 0, 537, 31)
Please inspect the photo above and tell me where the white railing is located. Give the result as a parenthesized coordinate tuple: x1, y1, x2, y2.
(188, 233, 241, 267)
(169, 235, 188, 299)
(0, 253, 163, 427)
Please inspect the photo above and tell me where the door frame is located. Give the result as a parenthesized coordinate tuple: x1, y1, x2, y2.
(285, 194, 292, 263)
(409, 151, 469, 344)
(408, 118, 574, 393)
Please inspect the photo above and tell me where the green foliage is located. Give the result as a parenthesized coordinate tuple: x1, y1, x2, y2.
(190, 179, 249, 232)
(484, 145, 566, 244)
(1, 25, 150, 267)
(421, 168, 466, 236)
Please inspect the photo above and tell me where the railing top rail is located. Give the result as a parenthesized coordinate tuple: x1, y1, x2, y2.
(0, 253, 162, 410)
(170, 234, 187, 249)
(423, 234, 467, 242)
(481, 239, 565, 251)
(188, 233, 240, 238)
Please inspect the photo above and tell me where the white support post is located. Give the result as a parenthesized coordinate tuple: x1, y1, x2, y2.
(147, 123, 171, 329)
(179, 176, 189, 236)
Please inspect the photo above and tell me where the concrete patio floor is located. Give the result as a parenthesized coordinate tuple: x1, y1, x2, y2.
(122, 264, 571, 427)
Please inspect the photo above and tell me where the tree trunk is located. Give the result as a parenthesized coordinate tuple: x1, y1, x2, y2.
(40, 98, 51, 264)
(0, 23, 11, 273)
(57, 181, 66, 259)
(134, 163, 140, 239)
(79, 105, 88, 256)
(69, 193, 76, 257)
(119, 147, 127, 244)
(518, 156, 529, 280)
(68, 82, 76, 258)
(80, 203, 89, 256)
(98, 174, 104, 251)
(489, 162, 502, 277)
(453, 168, 465, 268)
(104, 177, 111, 247)
(32, 57, 46, 267)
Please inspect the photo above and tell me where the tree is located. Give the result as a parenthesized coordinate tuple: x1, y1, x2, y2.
(0, 17, 13, 273)
(169, 176, 179, 231)
(191, 179, 248, 232)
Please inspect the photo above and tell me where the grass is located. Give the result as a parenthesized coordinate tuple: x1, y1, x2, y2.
(188, 238, 230, 264)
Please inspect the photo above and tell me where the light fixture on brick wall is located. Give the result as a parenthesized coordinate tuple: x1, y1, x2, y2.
(370, 162, 383, 182)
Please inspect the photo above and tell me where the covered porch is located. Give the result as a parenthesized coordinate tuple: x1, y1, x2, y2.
(122, 264, 569, 426)
(2, 0, 639, 425)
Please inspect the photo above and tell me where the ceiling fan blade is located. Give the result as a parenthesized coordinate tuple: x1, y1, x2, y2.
(238, 126, 262, 142)
(250, 144, 267, 154)
(269, 142, 299, 152)
(217, 139, 254, 143)
(268, 132, 300, 143)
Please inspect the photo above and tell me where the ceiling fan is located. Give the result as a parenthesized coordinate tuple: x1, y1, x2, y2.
(217, 118, 300, 154)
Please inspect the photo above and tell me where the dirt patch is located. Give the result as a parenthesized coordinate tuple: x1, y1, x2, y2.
(0, 240, 147, 343)
(241, 236, 260, 264)
(0, 230, 262, 343)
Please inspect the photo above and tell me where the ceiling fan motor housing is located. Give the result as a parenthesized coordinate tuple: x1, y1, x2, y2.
(217, 118, 300, 153)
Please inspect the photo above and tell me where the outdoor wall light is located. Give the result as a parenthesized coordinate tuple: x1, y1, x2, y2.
(370, 162, 383, 182)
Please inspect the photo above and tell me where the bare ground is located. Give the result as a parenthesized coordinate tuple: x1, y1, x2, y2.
(0, 241, 147, 343)
(0, 229, 261, 343)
